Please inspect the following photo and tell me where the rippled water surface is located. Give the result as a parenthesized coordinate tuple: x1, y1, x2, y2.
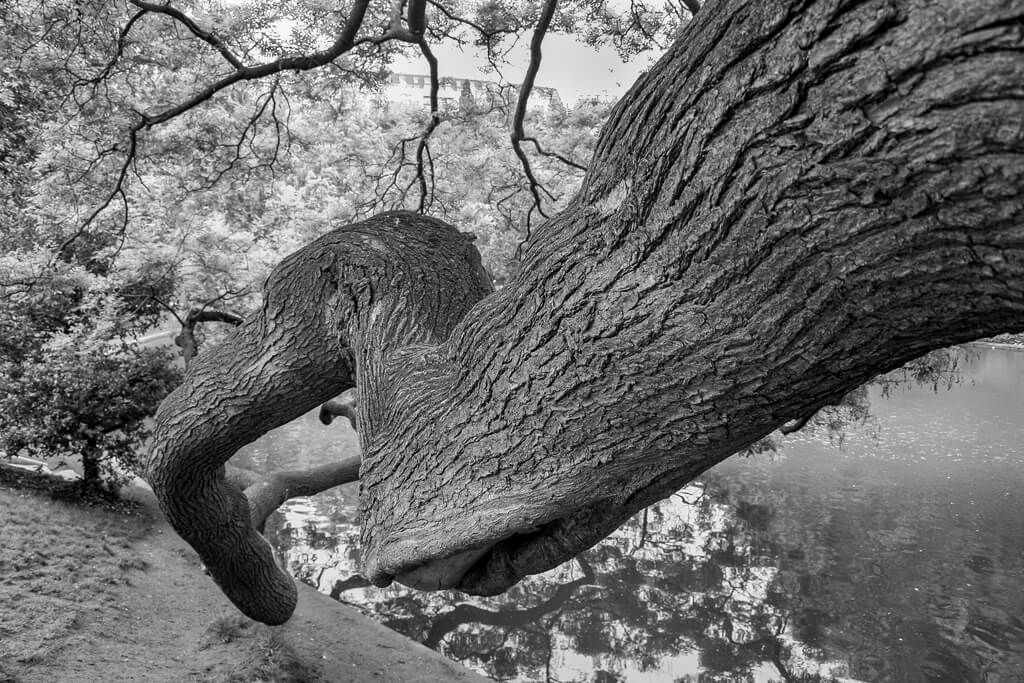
(235, 346, 1024, 682)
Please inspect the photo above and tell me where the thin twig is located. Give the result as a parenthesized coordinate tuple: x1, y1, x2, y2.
(524, 136, 588, 171)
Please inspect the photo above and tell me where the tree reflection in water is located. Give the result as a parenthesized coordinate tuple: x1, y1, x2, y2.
(245, 346, 1024, 682)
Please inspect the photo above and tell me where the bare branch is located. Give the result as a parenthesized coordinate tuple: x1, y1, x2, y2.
(138, 0, 369, 131)
(415, 38, 441, 213)
(62, 1, 376, 252)
(244, 457, 361, 532)
(192, 82, 286, 192)
(55, 120, 142, 258)
(175, 306, 245, 368)
(425, 0, 491, 37)
(88, 9, 148, 84)
(510, 0, 560, 240)
(523, 136, 588, 172)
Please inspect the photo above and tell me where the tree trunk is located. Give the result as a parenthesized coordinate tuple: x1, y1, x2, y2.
(147, 0, 1024, 625)
(81, 449, 101, 491)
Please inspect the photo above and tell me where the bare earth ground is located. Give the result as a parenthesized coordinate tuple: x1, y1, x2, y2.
(0, 469, 487, 683)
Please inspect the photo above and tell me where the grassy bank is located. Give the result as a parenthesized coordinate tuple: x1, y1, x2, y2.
(0, 469, 314, 683)
(0, 468, 487, 683)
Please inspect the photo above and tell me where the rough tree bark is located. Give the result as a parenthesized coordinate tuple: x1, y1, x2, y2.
(148, 0, 1024, 625)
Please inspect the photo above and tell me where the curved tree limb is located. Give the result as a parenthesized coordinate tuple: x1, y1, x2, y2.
(136, 1, 374, 129)
(147, 213, 494, 624)
(222, 453, 362, 534)
(174, 307, 245, 368)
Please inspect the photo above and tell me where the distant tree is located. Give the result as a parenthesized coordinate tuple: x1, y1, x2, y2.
(0, 259, 180, 490)
(0, 342, 180, 490)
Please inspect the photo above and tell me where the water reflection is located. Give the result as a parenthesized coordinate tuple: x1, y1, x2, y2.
(235, 346, 1024, 682)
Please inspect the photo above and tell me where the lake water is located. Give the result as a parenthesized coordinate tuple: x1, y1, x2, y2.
(235, 345, 1024, 682)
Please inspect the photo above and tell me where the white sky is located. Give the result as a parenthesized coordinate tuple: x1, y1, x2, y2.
(390, 33, 660, 104)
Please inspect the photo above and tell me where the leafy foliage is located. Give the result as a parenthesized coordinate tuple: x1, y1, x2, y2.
(0, 251, 180, 489)
(0, 343, 180, 488)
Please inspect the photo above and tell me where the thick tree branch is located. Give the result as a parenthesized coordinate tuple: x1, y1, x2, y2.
(148, 214, 492, 624)
(221, 455, 361, 534)
(174, 307, 245, 368)
(244, 457, 361, 532)
(407, 0, 428, 36)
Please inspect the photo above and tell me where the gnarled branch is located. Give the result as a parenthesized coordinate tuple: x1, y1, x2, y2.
(147, 213, 493, 624)
(174, 307, 245, 368)
(319, 389, 358, 430)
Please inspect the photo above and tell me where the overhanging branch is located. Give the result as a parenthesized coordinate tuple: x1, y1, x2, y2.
(64, 0, 375, 250)
(128, 0, 245, 70)
(510, 0, 559, 246)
